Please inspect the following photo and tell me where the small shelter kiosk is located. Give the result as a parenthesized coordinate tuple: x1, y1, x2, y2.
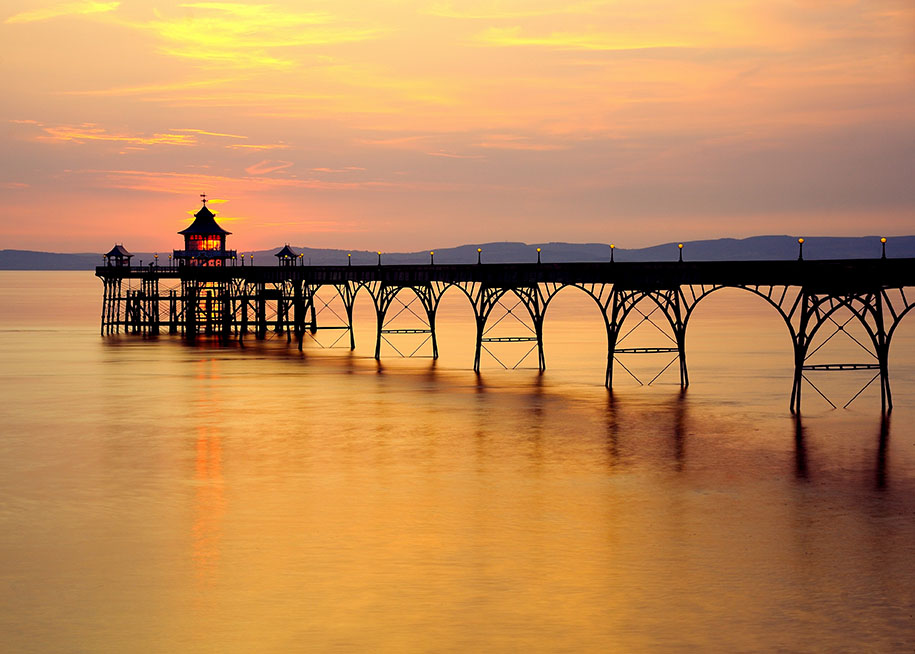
(275, 244, 298, 266)
(173, 197, 236, 266)
(104, 244, 133, 267)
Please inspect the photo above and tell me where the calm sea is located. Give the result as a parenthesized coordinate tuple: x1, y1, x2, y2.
(0, 271, 913, 653)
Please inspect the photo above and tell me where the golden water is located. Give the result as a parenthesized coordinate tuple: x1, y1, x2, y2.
(0, 271, 913, 653)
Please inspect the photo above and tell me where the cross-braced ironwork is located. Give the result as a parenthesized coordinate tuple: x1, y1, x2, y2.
(96, 258, 915, 413)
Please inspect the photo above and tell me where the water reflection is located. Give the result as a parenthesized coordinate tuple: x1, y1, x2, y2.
(671, 389, 687, 471)
(793, 413, 894, 490)
(603, 390, 690, 471)
(875, 414, 889, 491)
(603, 397, 619, 469)
(793, 415, 808, 480)
(3, 272, 914, 653)
(193, 425, 223, 584)
(191, 359, 224, 587)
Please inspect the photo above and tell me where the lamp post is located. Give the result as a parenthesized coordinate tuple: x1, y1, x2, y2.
(154, 253, 158, 267)
(348, 253, 352, 266)
(241, 253, 245, 266)
(536, 247, 542, 264)
(430, 251, 434, 265)
(610, 244, 615, 263)
(168, 254, 172, 266)
(797, 238, 804, 261)
(299, 253, 304, 266)
(477, 247, 482, 264)
(678, 243, 683, 262)
(377, 251, 382, 266)
(881, 237, 887, 259)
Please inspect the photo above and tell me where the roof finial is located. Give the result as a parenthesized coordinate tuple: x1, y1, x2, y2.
(200, 193, 207, 205)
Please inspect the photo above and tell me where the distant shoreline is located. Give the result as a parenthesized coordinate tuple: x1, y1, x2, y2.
(2, 235, 912, 270)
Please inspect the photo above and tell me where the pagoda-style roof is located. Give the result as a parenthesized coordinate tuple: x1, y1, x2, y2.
(178, 203, 231, 236)
(275, 244, 298, 258)
(105, 244, 133, 258)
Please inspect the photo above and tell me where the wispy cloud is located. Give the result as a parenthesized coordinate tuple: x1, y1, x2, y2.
(171, 128, 247, 139)
(225, 143, 290, 151)
(34, 123, 196, 146)
(60, 78, 239, 97)
(245, 160, 294, 175)
(11, 120, 271, 149)
(309, 166, 366, 173)
(142, 3, 379, 69)
(355, 135, 432, 147)
(78, 169, 503, 196)
(475, 26, 689, 51)
(4, 1, 119, 24)
(426, 151, 485, 159)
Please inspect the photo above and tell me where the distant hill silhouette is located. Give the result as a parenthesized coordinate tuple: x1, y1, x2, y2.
(2, 235, 913, 270)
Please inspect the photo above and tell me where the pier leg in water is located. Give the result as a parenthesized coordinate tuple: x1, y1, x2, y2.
(169, 290, 177, 334)
(374, 307, 384, 360)
(346, 297, 356, 350)
(429, 310, 439, 359)
(473, 315, 484, 372)
(293, 283, 305, 350)
(256, 285, 267, 340)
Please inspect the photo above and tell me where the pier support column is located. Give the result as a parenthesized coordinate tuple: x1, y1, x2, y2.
(604, 321, 618, 390)
(256, 285, 267, 340)
(471, 286, 545, 372)
(293, 283, 305, 350)
(239, 289, 249, 339)
(220, 289, 232, 343)
(185, 284, 197, 340)
(875, 292, 893, 413)
(789, 292, 811, 414)
(169, 290, 178, 334)
(344, 291, 356, 350)
(429, 309, 439, 359)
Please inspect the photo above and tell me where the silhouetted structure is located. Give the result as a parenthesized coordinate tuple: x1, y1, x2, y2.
(173, 197, 236, 266)
(96, 200, 915, 414)
(104, 244, 133, 267)
(275, 244, 298, 267)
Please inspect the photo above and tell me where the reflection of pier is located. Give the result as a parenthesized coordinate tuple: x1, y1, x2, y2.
(96, 258, 915, 413)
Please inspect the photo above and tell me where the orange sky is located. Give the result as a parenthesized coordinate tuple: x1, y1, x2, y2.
(1, 0, 913, 252)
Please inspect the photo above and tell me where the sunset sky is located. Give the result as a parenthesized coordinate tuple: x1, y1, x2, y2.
(2, 0, 913, 252)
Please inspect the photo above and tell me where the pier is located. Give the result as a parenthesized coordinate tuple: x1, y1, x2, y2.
(96, 256, 915, 413)
(95, 199, 915, 412)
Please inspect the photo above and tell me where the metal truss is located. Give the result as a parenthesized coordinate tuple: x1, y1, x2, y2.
(96, 260, 915, 413)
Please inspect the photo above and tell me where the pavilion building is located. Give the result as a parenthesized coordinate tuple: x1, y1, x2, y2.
(104, 244, 133, 267)
(275, 244, 299, 266)
(173, 199, 236, 266)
